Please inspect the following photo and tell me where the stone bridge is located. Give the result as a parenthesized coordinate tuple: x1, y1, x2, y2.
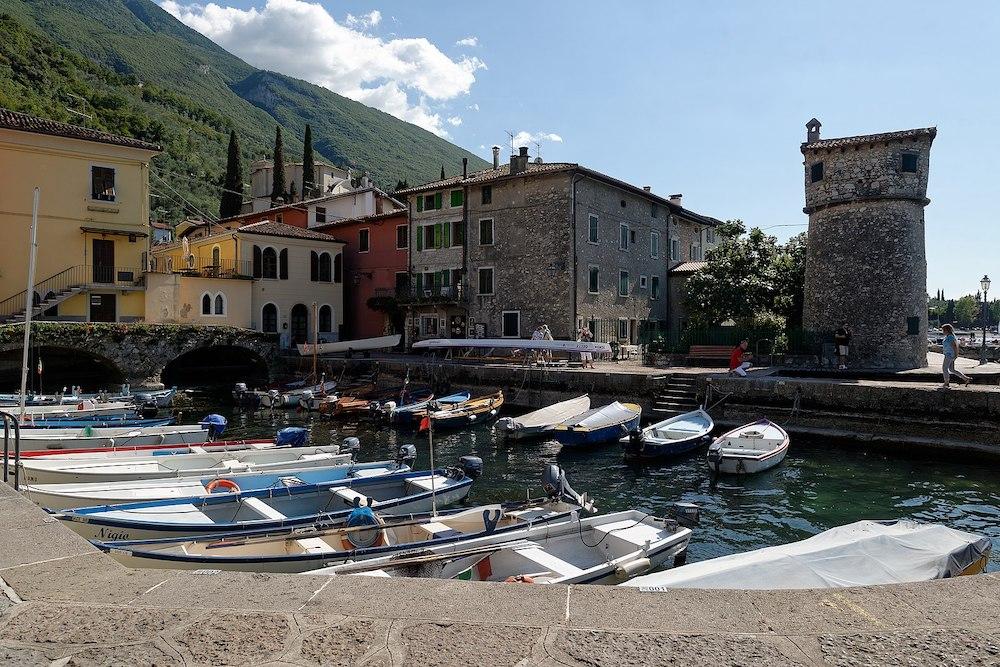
(0, 322, 279, 387)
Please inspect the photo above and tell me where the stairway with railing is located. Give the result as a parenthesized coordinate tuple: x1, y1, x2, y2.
(0, 265, 143, 324)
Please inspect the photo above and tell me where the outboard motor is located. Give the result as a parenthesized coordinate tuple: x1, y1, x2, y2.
(495, 416, 514, 433)
(542, 464, 595, 512)
(198, 414, 228, 441)
(706, 442, 723, 475)
(458, 455, 484, 480)
(340, 436, 361, 458)
(266, 389, 281, 409)
(139, 400, 159, 419)
(395, 444, 417, 467)
(298, 390, 315, 411)
(672, 502, 701, 528)
(275, 426, 308, 447)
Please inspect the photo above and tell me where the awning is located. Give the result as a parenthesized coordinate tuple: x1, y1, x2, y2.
(80, 226, 149, 238)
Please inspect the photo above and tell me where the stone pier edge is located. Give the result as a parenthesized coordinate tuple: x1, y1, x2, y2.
(1, 481, 997, 665)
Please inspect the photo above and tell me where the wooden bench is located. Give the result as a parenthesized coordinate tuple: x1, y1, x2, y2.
(686, 345, 733, 366)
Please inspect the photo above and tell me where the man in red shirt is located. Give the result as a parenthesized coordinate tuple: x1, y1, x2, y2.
(729, 339, 752, 377)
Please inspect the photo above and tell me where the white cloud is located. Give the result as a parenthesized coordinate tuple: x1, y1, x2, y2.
(158, 0, 486, 137)
(345, 9, 381, 29)
(446, 116, 463, 127)
(456, 36, 478, 47)
(467, 103, 480, 111)
(512, 131, 564, 147)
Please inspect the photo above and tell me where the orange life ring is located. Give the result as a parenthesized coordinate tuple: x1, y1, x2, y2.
(504, 575, 535, 584)
(205, 478, 241, 494)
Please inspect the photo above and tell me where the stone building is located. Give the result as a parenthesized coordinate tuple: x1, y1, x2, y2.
(398, 149, 720, 344)
(801, 119, 935, 369)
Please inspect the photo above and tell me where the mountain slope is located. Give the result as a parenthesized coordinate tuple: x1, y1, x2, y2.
(0, 0, 487, 216)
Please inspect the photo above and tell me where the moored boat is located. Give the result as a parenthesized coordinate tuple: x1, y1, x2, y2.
(706, 419, 789, 475)
(384, 391, 470, 426)
(13, 424, 209, 453)
(551, 402, 641, 447)
(19, 417, 176, 429)
(496, 395, 591, 441)
(623, 520, 992, 590)
(297, 334, 401, 356)
(621, 409, 714, 461)
(420, 391, 504, 432)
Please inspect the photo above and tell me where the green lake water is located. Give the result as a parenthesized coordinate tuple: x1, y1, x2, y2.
(177, 396, 1000, 569)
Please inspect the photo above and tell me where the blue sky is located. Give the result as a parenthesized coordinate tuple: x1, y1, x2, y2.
(161, 1, 1000, 297)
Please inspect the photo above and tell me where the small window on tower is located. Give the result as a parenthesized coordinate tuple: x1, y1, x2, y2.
(901, 153, 918, 173)
(810, 162, 824, 183)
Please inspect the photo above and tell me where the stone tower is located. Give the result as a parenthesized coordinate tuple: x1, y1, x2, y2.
(801, 119, 936, 369)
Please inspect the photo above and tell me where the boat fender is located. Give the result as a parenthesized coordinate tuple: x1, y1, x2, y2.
(206, 478, 241, 494)
(614, 557, 652, 582)
(504, 575, 534, 584)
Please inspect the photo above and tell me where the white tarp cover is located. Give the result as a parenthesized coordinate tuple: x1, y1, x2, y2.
(626, 520, 991, 590)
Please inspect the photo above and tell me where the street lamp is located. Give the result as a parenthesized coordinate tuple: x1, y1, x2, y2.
(980, 274, 991, 365)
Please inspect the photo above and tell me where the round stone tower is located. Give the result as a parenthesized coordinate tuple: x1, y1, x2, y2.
(801, 119, 936, 369)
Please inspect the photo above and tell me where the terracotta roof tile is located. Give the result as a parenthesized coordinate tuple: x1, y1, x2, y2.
(669, 261, 708, 274)
(313, 209, 407, 230)
(0, 107, 162, 152)
(802, 127, 936, 152)
(238, 220, 344, 243)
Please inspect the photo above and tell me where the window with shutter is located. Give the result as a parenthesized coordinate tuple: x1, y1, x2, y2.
(434, 192, 442, 209)
(443, 222, 451, 247)
(91, 166, 116, 202)
(310, 251, 319, 281)
(450, 190, 463, 207)
(252, 245, 262, 279)
(452, 221, 464, 245)
(416, 195, 424, 212)
(415, 273, 423, 292)
(334, 254, 342, 283)
(434, 223, 442, 249)
(319, 252, 332, 282)
(279, 249, 288, 279)
(416, 227, 423, 251)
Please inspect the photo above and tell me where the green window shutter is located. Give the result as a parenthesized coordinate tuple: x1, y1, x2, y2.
(443, 221, 451, 247)
(416, 227, 423, 251)
(416, 195, 423, 212)
(433, 271, 442, 290)
(451, 190, 463, 207)
(415, 273, 423, 291)
(434, 223, 442, 248)
(435, 192, 442, 209)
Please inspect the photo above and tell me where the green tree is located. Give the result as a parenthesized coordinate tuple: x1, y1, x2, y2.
(218, 130, 243, 219)
(301, 123, 315, 199)
(270, 125, 286, 203)
(440, 165, 446, 180)
(944, 299, 956, 324)
(954, 295, 978, 327)
(772, 232, 807, 329)
(394, 179, 409, 192)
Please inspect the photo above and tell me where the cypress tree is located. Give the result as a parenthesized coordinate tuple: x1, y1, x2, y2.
(302, 124, 315, 199)
(440, 165, 446, 180)
(270, 126, 286, 204)
(219, 130, 243, 218)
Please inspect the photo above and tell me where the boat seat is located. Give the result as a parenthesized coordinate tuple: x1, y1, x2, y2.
(293, 537, 337, 554)
(416, 521, 462, 540)
(188, 446, 208, 454)
(332, 487, 372, 507)
(407, 475, 446, 493)
(513, 547, 583, 578)
(241, 497, 288, 520)
(351, 467, 394, 478)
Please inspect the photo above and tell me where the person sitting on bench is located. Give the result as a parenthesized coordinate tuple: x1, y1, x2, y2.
(729, 339, 753, 377)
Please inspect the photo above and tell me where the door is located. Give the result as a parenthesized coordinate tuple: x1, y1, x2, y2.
(93, 239, 115, 283)
(89, 294, 116, 322)
(290, 304, 309, 345)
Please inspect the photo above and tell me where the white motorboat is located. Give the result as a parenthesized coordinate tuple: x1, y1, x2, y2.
(14, 424, 208, 453)
(297, 334, 401, 356)
(621, 409, 714, 461)
(18, 445, 350, 485)
(624, 520, 992, 590)
(706, 419, 789, 474)
(304, 509, 693, 585)
(496, 395, 591, 441)
(412, 338, 611, 354)
(132, 388, 177, 408)
(17, 401, 137, 420)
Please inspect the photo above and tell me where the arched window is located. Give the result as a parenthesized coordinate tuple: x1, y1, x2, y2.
(310, 251, 319, 282)
(214, 293, 225, 315)
(319, 305, 332, 333)
(261, 303, 278, 333)
(252, 245, 262, 278)
(211, 245, 221, 267)
(201, 293, 211, 315)
(333, 253, 343, 283)
(279, 248, 288, 280)
(262, 247, 277, 279)
(318, 252, 332, 282)
(187, 254, 196, 269)
(166, 257, 173, 272)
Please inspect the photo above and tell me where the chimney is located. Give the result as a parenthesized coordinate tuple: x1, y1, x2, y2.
(510, 146, 529, 176)
(462, 157, 468, 179)
(642, 186, 651, 192)
(492, 145, 501, 169)
(669, 193, 683, 206)
(806, 118, 821, 143)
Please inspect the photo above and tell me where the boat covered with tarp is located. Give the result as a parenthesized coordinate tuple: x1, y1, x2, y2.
(496, 395, 591, 441)
(623, 519, 992, 590)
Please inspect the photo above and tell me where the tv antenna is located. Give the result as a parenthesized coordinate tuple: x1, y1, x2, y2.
(534, 141, 541, 160)
(506, 130, 514, 155)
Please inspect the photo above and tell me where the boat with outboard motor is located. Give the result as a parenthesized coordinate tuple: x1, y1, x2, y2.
(12, 424, 209, 453)
(131, 388, 177, 408)
(496, 395, 591, 442)
(92, 464, 591, 573)
(26, 443, 418, 510)
(419, 391, 504, 432)
(51, 460, 482, 541)
(623, 520, 991, 590)
(551, 402, 642, 447)
(621, 409, 714, 461)
(383, 391, 471, 426)
(706, 419, 789, 475)
(304, 504, 698, 585)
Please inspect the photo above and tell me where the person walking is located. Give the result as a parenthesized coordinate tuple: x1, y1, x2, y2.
(541, 324, 554, 363)
(941, 323, 972, 388)
(729, 339, 753, 377)
(834, 321, 852, 370)
(578, 327, 595, 369)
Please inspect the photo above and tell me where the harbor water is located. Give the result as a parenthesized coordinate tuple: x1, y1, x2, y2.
(178, 396, 1000, 569)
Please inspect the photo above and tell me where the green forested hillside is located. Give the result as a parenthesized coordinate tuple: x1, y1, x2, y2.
(0, 0, 487, 222)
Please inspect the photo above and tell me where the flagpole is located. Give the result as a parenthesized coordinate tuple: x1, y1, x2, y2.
(428, 407, 437, 517)
(18, 188, 40, 422)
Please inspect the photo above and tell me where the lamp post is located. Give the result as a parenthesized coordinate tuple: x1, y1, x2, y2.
(980, 275, 991, 365)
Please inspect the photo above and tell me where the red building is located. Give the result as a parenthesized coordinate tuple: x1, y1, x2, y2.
(315, 209, 409, 339)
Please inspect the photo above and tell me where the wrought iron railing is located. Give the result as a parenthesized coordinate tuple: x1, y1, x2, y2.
(0, 265, 144, 318)
(389, 282, 467, 304)
(147, 256, 252, 279)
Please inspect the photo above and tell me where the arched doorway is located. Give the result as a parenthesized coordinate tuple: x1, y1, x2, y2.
(290, 304, 309, 344)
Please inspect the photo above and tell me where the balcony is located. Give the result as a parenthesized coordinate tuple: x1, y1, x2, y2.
(378, 282, 467, 305)
(148, 257, 253, 280)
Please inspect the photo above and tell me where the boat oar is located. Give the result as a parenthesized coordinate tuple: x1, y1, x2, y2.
(328, 539, 540, 575)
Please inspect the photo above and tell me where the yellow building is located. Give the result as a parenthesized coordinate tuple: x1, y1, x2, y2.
(147, 220, 345, 348)
(0, 109, 160, 323)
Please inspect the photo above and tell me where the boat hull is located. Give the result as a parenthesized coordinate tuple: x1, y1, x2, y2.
(623, 433, 711, 461)
(554, 414, 641, 447)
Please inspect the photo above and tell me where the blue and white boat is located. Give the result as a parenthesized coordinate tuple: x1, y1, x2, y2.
(50, 463, 481, 542)
(385, 391, 471, 425)
(620, 409, 714, 461)
(552, 402, 642, 447)
(20, 417, 175, 429)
